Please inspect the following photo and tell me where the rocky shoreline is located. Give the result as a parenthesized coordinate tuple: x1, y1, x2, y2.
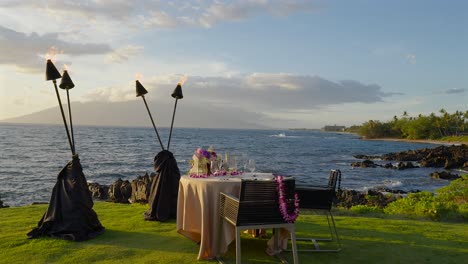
(351, 144, 468, 180)
(1, 144, 466, 209)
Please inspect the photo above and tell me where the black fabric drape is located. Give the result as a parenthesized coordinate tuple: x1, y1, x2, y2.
(144, 150, 181, 221)
(27, 155, 105, 241)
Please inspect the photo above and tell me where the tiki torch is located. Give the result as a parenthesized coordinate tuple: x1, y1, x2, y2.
(167, 79, 184, 151)
(136, 79, 165, 150)
(46, 59, 75, 156)
(59, 67, 76, 153)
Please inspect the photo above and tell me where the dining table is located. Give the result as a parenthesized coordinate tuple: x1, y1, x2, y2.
(176, 172, 280, 260)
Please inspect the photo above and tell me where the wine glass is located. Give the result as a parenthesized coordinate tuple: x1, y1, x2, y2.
(236, 153, 247, 173)
(211, 160, 217, 175)
(217, 159, 224, 173)
(229, 155, 238, 172)
(247, 159, 256, 175)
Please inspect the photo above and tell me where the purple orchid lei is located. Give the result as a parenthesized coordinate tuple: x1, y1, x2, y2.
(275, 175, 300, 223)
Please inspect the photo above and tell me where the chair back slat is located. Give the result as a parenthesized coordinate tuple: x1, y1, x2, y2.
(327, 169, 341, 190)
(236, 178, 295, 226)
(297, 169, 341, 210)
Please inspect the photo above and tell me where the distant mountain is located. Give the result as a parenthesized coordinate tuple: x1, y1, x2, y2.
(1, 100, 270, 129)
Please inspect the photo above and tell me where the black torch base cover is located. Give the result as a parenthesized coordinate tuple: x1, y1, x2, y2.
(27, 155, 105, 241)
(144, 150, 181, 221)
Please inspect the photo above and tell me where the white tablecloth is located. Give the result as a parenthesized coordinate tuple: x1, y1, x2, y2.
(176, 173, 275, 260)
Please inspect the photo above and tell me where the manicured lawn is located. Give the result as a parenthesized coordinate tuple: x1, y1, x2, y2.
(1, 202, 466, 264)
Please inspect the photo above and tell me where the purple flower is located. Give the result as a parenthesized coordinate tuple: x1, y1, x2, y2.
(200, 150, 210, 158)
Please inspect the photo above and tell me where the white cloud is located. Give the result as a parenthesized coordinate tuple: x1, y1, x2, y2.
(0, 26, 112, 73)
(80, 85, 136, 103)
(445, 88, 466, 94)
(406, 54, 416, 64)
(142, 10, 180, 28)
(197, 0, 321, 28)
(81, 73, 391, 112)
(1, 1, 320, 29)
(1, 0, 135, 21)
(106, 45, 144, 63)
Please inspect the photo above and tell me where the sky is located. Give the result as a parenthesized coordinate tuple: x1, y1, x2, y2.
(0, 0, 467, 129)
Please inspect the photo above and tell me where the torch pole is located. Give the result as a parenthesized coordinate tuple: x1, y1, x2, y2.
(66, 89, 76, 152)
(52, 80, 75, 155)
(141, 95, 165, 150)
(167, 98, 178, 151)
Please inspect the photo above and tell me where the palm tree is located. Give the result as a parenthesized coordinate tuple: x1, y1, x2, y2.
(439, 108, 450, 136)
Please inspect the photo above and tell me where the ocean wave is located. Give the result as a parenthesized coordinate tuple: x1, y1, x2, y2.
(269, 133, 300, 138)
(383, 180, 403, 187)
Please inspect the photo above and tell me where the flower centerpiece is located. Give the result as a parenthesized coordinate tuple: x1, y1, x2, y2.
(189, 147, 219, 175)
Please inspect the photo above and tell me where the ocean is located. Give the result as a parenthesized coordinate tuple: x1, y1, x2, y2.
(0, 123, 454, 207)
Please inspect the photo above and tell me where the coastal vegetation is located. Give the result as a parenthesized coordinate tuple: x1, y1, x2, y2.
(1, 202, 467, 264)
(345, 109, 468, 141)
(347, 175, 467, 222)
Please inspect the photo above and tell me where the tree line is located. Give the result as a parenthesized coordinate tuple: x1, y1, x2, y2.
(346, 109, 468, 140)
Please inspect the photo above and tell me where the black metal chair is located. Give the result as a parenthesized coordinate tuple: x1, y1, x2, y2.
(218, 178, 299, 264)
(293, 169, 342, 252)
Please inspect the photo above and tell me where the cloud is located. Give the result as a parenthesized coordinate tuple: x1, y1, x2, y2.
(0, 26, 112, 73)
(106, 45, 144, 63)
(445, 88, 466, 94)
(142, 10, 180, 28)
(187, 74, 390, 111)
(406, 54, 416, 64)
(0, 0, 135, 21)
(180, 0, 321, 28)
(81, 85, 136, 103)
(1, 1, 320, 29)
(81, 73, 391, 112)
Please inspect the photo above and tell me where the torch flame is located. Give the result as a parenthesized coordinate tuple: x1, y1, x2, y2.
(135, 73, 143, 80)
(63, 64, 70, 72)
(178, 75, 188, 86)
(45, 46, 64, 63)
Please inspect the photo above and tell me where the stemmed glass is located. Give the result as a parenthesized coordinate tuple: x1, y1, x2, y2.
(247, 159, 256, 175)
(229, 155, 238, 172)
(236, 153, 247, 173)
(211, 160, 217, 175)
(217, 160, 224, 173)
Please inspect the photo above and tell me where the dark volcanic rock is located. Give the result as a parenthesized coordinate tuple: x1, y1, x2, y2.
(396, 161, 419, 170)
(420, 157, 446, 168)
(129, 172, 153, 203)
(108, 178, 131, 203)
(0, 199, 9, 208)
(355, 144, 467, 170)
(121, 180, 132, 202)
(335, 189, 400, 209)
(354, 154, 382, 159)
(430, 171, 461, 180)
(351, 159, 377, 168)
(88, 182, 109, 200)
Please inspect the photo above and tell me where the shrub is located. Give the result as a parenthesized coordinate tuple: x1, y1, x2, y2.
(350, 205, 384, 214)
(383, 175, 468, 221)
(436, 175, 468, 203)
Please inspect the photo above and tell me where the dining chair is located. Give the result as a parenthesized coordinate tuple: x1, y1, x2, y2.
(292, 169, 342, 252)
(218, 178, 299, 264)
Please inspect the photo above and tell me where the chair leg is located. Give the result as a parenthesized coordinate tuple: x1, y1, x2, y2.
(287, 210, 341, 252)
(236, 228, 241, 264)
(290, 228, 299, 264)
(216, 217, 224, 260)
(329, 211, 342, 250)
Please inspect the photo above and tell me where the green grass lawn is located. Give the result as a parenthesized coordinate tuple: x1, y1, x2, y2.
(1, 202, 467, 264)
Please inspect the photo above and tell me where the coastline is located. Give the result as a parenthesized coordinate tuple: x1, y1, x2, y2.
(362, 137, 466, 146)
